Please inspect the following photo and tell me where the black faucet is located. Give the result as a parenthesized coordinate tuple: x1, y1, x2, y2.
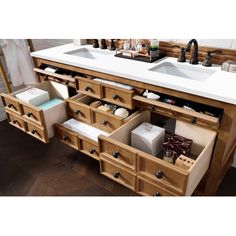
(100, 39, 107, 49)
(93, 39, 99, 48)
(109, 39, 116, 51)
(202, 50, 222, 67)
(185, 39, 199, 64)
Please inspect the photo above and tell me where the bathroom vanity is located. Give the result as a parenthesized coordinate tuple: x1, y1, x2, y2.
(1, 41, 236, 196)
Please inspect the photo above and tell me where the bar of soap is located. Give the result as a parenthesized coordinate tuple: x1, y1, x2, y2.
(131, 122, 165, 156)
(98, 105, 111, 112)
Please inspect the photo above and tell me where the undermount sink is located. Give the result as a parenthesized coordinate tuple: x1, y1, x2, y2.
(64, 47, 113, 59)
(149, 62, 216, 81)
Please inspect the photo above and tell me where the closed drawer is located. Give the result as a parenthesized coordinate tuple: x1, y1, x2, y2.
(54, 124, 80, 150)
(79, 134, 100, 160)
(77, 76, 102, 99)
(136, 176, 177, 196)
(1, 93, 22, 116)
(102, 85, 134, 109)
(133, 95, 220, 130)
(66, 94, 97, 124)
(25, 121, 48, 143)
(99, 110, 217, 195)
(100, 157, 136, 191)
(91, 108, 124, 133)
(34, 67, 76, 88)
(99, 135, 137, 171)
(6, 111, 26, 132)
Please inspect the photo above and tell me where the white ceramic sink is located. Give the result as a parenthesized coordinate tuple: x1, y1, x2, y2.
(64, 47, 113, 59)
(149, 62, 216, 81)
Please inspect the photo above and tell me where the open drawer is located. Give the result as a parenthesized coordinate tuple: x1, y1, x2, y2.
(0, 81, 69, 143)
(98, 110, 217, 196)
(34, 66, 76, 88)
(133, 95, 220, 130)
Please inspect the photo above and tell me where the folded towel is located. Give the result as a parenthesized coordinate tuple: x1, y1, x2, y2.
(93, 78, 134, 90)
(38, 98, 64, 110)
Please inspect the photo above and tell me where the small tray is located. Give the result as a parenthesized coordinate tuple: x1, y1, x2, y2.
(115, 52, 166, 63)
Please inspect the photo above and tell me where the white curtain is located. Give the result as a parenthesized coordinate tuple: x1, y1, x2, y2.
(0, 39, 37, 87)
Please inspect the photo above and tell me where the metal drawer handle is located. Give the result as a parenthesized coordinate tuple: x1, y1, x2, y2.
(113, 171, 120, 179)
(27, 112, 33, 117)
(153, 192, 162, 196)
(192, 117, 197, 124)
(89, 148, 96, 154)
(74, 109, 81, 115)
(102, 119, 108, 125)
(85, 85, 92, 92)
(112, 94, 120, 100)
(13, 120, 17, 124)
(62, 135, 69, 141)
(31, 129, 37, 134)
(112, 150, 120, 158)
(7, 103, 13, 108)
(155, 170, 163, 179)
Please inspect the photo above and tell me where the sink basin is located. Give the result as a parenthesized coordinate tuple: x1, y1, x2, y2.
(64, 47, 113, 59)
(149, 62, 216, 81)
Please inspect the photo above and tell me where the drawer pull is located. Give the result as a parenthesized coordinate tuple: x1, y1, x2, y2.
(85, 85, 92, 92)
(89, 148, 96, 154)
(7, 103, 13, 108)
(155, 170, 163, 179)
(13, 120, 17, 124)
(153, 192, 162, 196)
(102, 119, 108, 125)
(112, 94, 120, 100)
(74, 109, 81, 115)
(31, 129, 37, 134)
(192, 117, 197, 124)
(27, 112, 33, 117)
(112, 150, 120, 158)
(113, 171, 120, 179)
(62, 135, 69, 141)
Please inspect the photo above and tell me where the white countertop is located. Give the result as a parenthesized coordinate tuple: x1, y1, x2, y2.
(31, 43, 236, 105)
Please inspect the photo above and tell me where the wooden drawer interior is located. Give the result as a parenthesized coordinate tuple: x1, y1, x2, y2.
(77, 76, 102, 99)
(102, 85, 134, 109)
(100, 157, 136, 191)
(102, 110, 217, 195)
(6, 111, 26, 132)
(136, 176, 176, 196)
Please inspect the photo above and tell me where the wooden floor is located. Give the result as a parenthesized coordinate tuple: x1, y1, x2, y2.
(0, 120, 235, 196)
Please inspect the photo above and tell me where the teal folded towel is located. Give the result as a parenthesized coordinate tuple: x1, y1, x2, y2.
(38, 98, 63, 110)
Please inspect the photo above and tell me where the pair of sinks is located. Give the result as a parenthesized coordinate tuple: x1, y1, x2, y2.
(65, 47, 216, 82)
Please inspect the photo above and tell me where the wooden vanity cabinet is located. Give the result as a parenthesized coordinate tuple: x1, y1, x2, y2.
(28, 58, 236, 196)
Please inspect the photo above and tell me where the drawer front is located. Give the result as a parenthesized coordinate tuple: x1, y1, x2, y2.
(133, 95, 220, 130)
(1, 93, 22, 116)
(103, 86, 134, 109)
(100, 157, 136, 191)
(25, 121, 48, 143)
(78, 77, 102, 99)
(137, 152, 187, 194)
(7, 111, 26, 132)
(91, 109, 123, 133)
(21, 102, 44, 126)
(136, 176, 177, 196)
(80, 135, 100, 160)
(99, 136, 137, 171)
(54, 124, 80, 150)
(67, 100, 91, 124)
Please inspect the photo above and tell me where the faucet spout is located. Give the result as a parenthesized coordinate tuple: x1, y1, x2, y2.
(185, 39, 198, 64)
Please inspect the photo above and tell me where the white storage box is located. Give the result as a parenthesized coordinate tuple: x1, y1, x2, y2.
(131, 122, 165, 156)
(15, 87, 49, 106)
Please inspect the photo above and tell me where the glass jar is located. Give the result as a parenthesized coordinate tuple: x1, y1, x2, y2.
(163, 149, 174, 164)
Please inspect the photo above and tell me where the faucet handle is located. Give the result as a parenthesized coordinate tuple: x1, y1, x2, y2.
(202, 50, 222, 67)
(177, 47, 186, 63)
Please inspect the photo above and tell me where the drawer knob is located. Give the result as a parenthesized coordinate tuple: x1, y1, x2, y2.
(155, 170, 163, 179)
(74, 109, 81, 115)
(85, 85, 92, 92)
(153, 192, 162, 196)
(62, 135, 69, 141)
(113, 171, 120, 179)
(192, 117, 197, 124)
(89, 148, 96, 154)
(13, 120, 17, 124)
(31, 129, 37, 134)
(7, 103, 13, 108)
(112, 150, 120, 158)
(112, 94, 120, 100)
(102, 119, 108, 125)
(27, 112, 33, 117)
